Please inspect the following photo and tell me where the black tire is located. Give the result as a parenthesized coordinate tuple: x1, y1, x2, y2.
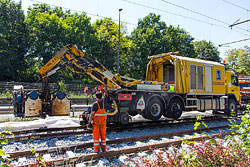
(167, 98, 183, 119)
(225, 98, 237, 116)
(163, 109, 172, 118)
(141, 113, 149, 119)
(144, 98, 163, 121)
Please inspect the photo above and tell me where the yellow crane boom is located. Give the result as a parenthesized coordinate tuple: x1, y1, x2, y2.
(39, 44, 162, 89)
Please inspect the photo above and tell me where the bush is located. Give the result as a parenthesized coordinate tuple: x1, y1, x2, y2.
(0, 130, 13, 167)
(0, 89, 12, 98)
(125, 108, 250, 167)
(125, 138, 250, 167)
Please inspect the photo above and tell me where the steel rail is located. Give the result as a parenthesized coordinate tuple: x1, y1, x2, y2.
(8, 115, 229, 135)
(5, 117, 232, 141)
(8, 125, 230, 159)
(14, 127, 232, 166)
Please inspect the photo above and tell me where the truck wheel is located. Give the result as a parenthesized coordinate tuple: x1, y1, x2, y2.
(141, 113, 149, 119)
(163, 110, 172, 118)
(120, 112, 129, 125)
(225, 99, 237, 116)
(167, 98, 183, 119)
(145, 98, 163, 121)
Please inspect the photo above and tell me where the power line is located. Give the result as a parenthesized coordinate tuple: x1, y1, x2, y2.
(122, 0, 250, 37)
(30, 0, 137, 26)
(161, 0, 228, 25)
(123, 0, 213, 25)
(222, 0, 250, 12)
(28, 0, 250, 38)
(160, 0, 250, 33)
(229, 19, 250, 27)
(219, 37, 250, 47)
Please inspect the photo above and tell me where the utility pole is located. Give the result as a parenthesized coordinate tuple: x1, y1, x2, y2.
(117, 8, 123, 74)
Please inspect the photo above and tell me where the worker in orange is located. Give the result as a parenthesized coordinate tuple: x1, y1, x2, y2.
(88, 79, 108, 153)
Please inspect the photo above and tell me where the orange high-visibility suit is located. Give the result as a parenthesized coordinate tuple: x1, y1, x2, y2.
(92, 101, 107, 152)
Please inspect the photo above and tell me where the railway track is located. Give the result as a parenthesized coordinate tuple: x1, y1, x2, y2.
(5, 115, 235, 142)
(1, 114, 242, 166)
(11, 125, 232, 167)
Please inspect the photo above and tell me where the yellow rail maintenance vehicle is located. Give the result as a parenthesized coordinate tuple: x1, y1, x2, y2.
(13, 45, 240, 124)
(145, 53, 240, 119)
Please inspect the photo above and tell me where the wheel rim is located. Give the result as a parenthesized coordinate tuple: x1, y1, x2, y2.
(150, 103, 161, 116)
(121, 113, 129, 125)
(229, 102, 236, 112)
(171, 102, 181, 116)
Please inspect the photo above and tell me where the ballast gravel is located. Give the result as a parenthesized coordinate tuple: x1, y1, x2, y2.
(3, 119, 232, 153)
(1, 111, 242, 166)
(3, 119, 236, 167)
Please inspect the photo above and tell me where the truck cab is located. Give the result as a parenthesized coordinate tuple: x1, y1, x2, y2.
(225, 71, 240, 102)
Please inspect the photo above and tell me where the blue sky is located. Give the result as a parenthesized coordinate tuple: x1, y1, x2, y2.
(15, 0, 250, 59)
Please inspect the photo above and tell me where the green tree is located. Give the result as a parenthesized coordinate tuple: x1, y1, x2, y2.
(225, 46, 250, 76)
(193, 40, 221, 62)
(25, 4, 98, 82)
(129, 13, 195, 79)
(0, 0, 29, 81)
(92, 18, 119, 72)
(92, 18, 132, 75)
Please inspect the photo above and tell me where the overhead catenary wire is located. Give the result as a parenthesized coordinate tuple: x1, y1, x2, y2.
(160, 0, 250, 33)
(218, 37, 250, 47)
(122, 0, 250, 37)
(222, 0, 250, 12)
(222, 0, 250, 30)
(28, 0, 250, 49)
(30, 0, 137, 26)
(229, 19, 250, 28)
(30, 0, 250, 36)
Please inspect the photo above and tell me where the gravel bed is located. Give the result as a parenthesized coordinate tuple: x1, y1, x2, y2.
(3, 119, 236, 166)
(3, 118, 232, 152)
(3, 120, 232, 153)
(9, 127, 231, 166)
(77, 128, 230, 167)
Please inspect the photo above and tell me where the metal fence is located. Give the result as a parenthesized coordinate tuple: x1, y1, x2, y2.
(0, 97, 95, 115)
(0, 82, 87, 95)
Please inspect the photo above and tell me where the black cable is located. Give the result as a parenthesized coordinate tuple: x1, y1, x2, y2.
(122, 0, 250, 37)
(219, 37, 250, 47)
(160, 0, 249, 33)
(222, 0, 250, 12)
(30, 0, 136, 26)
(229, 19, 250, 27)
(28, 0, 250, 46)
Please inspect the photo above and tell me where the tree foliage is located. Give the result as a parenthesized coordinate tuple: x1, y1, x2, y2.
(25, 4, 98, 82)
(93, 18, 120, 72)
(2, 1, 248, 83)
(225, 46, 250, 76)
(0, 0, 29, 81)
(93, 18, 133, 75)
(193, 40, 221, 62)
(129, 13, 195, 79)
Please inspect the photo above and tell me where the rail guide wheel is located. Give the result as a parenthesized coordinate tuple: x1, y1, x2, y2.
(120, 112, 129, 125)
